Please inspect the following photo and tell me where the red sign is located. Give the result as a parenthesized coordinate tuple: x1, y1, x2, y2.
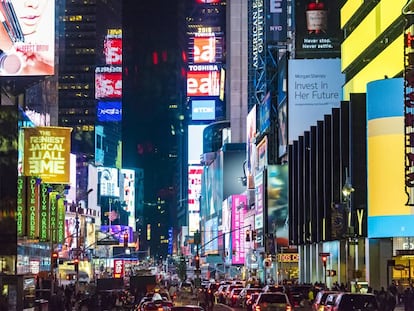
(113, 259, 124, 278)
(95, 68, 122, 99)
(187, 71, 220, 97)
(104, 37, 122, 65)
(193, 36, 216, 63)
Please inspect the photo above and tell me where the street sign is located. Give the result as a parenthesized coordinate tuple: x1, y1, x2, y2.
(97, 238, 119, 245)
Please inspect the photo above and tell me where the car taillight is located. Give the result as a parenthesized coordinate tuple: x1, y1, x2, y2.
(286, 305, 292, 311)
(157, 307, 163, 311)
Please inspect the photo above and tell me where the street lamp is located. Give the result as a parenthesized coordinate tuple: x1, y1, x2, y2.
(342, 167, 355, 287)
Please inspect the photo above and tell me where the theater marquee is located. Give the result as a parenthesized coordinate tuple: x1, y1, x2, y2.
(23, 127, 72, 184)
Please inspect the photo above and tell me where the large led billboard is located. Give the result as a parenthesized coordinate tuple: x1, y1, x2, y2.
(188, 166, 203, 213)
(294, 0, 342, 58)
(97, 101, 122, 122)
(191, 100, 215, 121)
(189, 34, 224, 64)
(367, 78, 414, 237)
(266, 0, 288, 42)
(267, 165, 289, 249)
(288, 58, 344, 143)
(0, 0, 55, 75)
(188, 124, 207, 164)
(95, 67, 122, 99)
(230, 194, 247, 265)
(23, 127, 72, 184)
(187, 65, 220, 97)
(104, 30, 122, 65)
(97, 167, 120, 197)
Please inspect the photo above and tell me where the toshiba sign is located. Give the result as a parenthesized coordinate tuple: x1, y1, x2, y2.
(187, 65, 220, 97)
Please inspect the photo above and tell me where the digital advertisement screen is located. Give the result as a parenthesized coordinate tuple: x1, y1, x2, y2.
(97, 167, 120, 197)
(187, 70, 220, 97)
(192, 99, 215, 121)
(288, 58, 344, 143)
(294, 0, 342, 58)
(267, 165, 289, 249)
(23, 126, 72, 183)
(104, 31, 122, 65)
(95, 67, 122, 99)
(189, 34, 224, 64)
(266, 0, 288, 42)
(188, 124, 207, 164)
(231, 194, 247, 265)
(188, 166, 203, 213)
(97, 101, 122, 122)
(0, 0, 55, 75)
(367, 78, 414, 237)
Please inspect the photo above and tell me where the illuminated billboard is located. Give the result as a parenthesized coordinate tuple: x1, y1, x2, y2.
(189, 34, 224, 64)
(266, 0, 288, 42)
(288, 58, 344, 143)
(95, 66, 122, 99)
(188, 166, 203, 213)
(188, 124, 207, 164)
(191, 99, 215, 121)
(104, 29, 122, 65)
(97, 101, 122, 122)
(97, 167, 120, 197)
(23, 127, 72, 184)
(267, 165, 289, 249)
(246, 106, 257, 189)
(0, 0, 55, 75)
(231, 194, 247, 265)
(367, 78, 414, 237)
(294, 0, 342, 58)
(187, 65, 220, 97)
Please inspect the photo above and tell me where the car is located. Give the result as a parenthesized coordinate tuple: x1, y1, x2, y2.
(222, 284, 244, 304)
(214, 284, 228, 303)
(238, 288, 262, 308)
(226, 287, 243, 306)
(312, 290, 338, 311)
(141, 293, 174, 311)
(324, 292, 379, 311)
(262, 285, 285, 293)
(170, 305, 205, 311)
(246, 293, 260, 311)
(252, 292, 293, 311)
(288, 285, 312, 308)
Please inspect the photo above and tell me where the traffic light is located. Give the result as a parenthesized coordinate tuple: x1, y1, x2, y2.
(51, 252, 58, 269)
(330, 270, 337, 276)
(123, 232, 128, 248)
(252, 230, 257, 241)
(245, 230, 251, 242)
(321, 255, 328, 267)
(74, 258, 79, 272)
(195, 254, 200, 269)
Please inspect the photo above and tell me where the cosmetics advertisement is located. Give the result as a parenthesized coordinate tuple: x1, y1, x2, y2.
(0, 0, 55, 76)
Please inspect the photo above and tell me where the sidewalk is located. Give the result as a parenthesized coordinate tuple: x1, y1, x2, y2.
(395, 304, 404, 311)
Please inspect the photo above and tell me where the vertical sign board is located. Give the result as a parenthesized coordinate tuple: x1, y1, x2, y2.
(26, 177, 39, 239)
(49, 192, 58, 243)
(39, 184, 50, 242)
(17, 176, 27, 237)
(114, 259, 124, 278)
(266, 0, 288, 42)
(57, 198, 66, 243)
(23, 127, 72, 184)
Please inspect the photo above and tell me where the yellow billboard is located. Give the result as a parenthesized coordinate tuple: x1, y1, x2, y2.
(23, 127, 72, 183)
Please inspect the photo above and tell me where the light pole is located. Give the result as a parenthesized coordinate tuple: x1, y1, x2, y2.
(342, 167, 354, 286)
